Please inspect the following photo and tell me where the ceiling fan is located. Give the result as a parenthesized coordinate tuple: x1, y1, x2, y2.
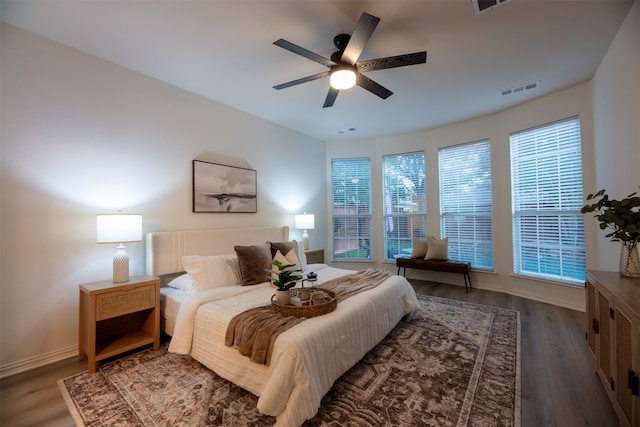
(273, 12, 427, 108)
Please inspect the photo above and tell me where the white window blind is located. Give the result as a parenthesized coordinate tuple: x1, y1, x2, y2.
(510, 116, 585, 284)
(439, 140, 494, 269)
(383, 152, 426, 261)
(331, 159, 372, 260)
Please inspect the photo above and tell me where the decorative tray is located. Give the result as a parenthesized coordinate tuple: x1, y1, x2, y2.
(271, 289, 337, 318)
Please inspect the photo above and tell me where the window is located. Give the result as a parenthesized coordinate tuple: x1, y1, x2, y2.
(510, 117, 585, 284)
(439, 140, 494, 269)
(383, 152, 426, 260)
(331, 159, 372, 260)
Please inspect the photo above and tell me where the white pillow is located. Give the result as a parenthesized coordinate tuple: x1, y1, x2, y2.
(166, 273, 194, 293)
(181, 254, 242, 293)
(286, 248, 301, 270)
(411, 237, 428, 258)
(271, 249, 301, 280)
(424, 236, 448, 261)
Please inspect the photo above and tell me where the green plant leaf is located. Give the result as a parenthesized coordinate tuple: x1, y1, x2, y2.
(264, 259, 303, 290)
(582, 187, 640, 244)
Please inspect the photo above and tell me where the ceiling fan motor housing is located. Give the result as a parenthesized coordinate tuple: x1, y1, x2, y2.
(333, 33, 351, 50)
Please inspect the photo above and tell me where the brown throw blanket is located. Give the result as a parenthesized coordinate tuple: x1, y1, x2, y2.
(225, 268, 391, 365)
(320, 268, 391, 301)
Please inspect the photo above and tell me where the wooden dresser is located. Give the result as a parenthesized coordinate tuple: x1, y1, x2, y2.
(586, 270, 640, 427)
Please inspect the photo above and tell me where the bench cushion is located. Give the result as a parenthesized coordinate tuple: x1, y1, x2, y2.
(396, 257, 470, 274)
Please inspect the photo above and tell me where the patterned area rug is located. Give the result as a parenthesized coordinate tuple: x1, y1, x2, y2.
(59, 295, 520, 426)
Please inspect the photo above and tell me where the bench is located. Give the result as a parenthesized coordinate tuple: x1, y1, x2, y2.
(396, 257, 472, 292)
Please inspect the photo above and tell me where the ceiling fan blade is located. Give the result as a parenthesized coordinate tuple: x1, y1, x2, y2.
(323, 87, 340, 108)
(357, 73, 393, 99)
(273, 71, 331, 90)
(357, 51, 427, 73)
(341, 12, 380, 65)
(273, 39, 335, 68)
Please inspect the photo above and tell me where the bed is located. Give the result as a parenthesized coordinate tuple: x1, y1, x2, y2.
(146, 225, 419, 427)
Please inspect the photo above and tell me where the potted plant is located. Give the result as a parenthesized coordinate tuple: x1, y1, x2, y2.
(581, 188, 640, 277)
(265, 259, 303, 305)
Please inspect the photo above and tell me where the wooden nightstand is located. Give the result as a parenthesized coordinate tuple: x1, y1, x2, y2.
(305, 248, 324, 264)
(79, 275, 160, 373)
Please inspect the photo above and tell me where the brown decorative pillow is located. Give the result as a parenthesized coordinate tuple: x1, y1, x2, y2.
(234, 243, 272, 286)
(268, 240, 299, 259)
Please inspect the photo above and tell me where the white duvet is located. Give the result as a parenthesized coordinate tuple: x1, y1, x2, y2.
(169, 265, 419, 427)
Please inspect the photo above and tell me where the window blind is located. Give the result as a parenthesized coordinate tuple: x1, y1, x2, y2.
(510, 117, 585, 283)
(382, 152, 426, 260)
(439, 140, 494, 269)
(331, 159, 372, 260)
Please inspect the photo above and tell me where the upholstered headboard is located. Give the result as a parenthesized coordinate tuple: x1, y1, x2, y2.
(145, 225, 289, 276)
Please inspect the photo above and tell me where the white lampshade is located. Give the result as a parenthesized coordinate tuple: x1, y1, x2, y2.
(295, 213, 315, 250)
(97, 213, 142, 243)
(330, 67, 356, 90)
(294, 213, 315, 231)
(97, 213, 142, 283)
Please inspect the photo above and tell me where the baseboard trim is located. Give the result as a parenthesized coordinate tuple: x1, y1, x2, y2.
(0, 344, 78, 379)
(402, 268, 585, 311)
(476, 282, 585, 312)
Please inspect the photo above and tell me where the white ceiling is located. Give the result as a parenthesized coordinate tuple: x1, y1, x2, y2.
(1, 0, 634, 141)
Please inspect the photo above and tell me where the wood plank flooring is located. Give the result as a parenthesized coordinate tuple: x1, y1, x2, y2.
(0, 280, 619, 426)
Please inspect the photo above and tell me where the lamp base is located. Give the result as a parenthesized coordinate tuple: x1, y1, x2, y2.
(302, 230, 309, 251)
(113, 244, 129, 283)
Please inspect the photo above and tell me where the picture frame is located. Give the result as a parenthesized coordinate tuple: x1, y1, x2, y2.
(192, 160, 257, 213)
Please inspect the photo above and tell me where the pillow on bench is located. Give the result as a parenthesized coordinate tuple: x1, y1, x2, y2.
(425, 236, 448, 261)
(410, 237, 428, 258)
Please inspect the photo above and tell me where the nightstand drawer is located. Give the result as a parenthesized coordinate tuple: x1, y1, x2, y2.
(96, 284, 155, 320)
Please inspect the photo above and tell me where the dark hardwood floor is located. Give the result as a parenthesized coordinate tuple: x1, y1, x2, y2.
(0, 280, 619, 426)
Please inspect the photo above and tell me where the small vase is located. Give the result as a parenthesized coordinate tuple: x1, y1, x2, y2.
(275, 289, 290, 305)
(619, 243, 640, 278)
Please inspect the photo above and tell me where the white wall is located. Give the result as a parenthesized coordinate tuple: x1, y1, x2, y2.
(0, 23, 327, 375)
(590, 0, 640, 271)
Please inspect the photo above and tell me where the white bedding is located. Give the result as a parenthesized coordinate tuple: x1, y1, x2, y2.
(159, 263, 327, 337)
(168, 263, 419, 427)
(159, 286, 189, 336)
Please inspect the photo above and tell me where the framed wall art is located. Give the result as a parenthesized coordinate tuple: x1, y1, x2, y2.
(192, 160, 257, 213)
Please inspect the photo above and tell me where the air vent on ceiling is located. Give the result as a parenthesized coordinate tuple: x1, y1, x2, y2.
(471, 0, 512, 15)
(500, 81, 540, 96)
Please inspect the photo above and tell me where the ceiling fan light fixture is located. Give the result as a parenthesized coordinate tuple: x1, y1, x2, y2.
(330, 66, 356, 90)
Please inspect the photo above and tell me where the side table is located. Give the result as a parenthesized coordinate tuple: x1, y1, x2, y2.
(79, 275, 160, 373)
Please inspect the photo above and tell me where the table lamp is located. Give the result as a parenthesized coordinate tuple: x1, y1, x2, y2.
(295, 213, 315, 250)
(97, 213, 142, 283)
